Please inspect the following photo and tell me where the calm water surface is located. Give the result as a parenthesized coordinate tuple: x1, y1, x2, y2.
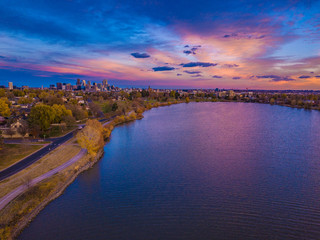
(20, 102, 320, 239)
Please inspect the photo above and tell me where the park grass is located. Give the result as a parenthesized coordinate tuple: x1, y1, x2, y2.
(0, 144, 45, 171)
(0, 140, 81, 199)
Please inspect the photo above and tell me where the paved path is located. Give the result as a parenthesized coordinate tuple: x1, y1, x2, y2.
(0, 149, 87, 211)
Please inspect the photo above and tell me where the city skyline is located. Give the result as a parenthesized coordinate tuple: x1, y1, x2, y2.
(0, 1, 320, 89)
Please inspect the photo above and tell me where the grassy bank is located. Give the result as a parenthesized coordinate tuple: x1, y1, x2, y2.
(0, 144, 45, 171)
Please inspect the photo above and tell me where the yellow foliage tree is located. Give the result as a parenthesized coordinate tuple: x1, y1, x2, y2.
(0, 98, 11, 117)
(76, 119, 104, 157)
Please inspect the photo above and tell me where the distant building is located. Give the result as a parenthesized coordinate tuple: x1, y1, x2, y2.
(76, 78, 81, 86)
(65, 83, 72, 91)
(103, 79, 108, 87)
(81, 80, 86, 86)
(56, 82, 62, 90)
(8, 82, 13, 90)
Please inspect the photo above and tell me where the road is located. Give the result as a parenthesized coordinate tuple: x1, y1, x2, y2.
(0, 117, 114, 182)
(0, 149, 87, 211)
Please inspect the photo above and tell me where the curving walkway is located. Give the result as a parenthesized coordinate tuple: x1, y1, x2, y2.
(0, 149, 87, 211)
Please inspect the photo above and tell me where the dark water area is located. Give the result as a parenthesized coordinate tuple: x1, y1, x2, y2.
(19, 102, 320, 239)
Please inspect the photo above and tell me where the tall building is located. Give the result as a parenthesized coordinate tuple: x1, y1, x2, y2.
(8, 82, 13, 90)
(81, 80, 86, 86)
(56, 82, 62, 90)
(103, 79, 108, 87)
(76, 78, 81, 86)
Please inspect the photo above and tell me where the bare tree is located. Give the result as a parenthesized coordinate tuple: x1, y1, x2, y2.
(17, 119, 29, 138)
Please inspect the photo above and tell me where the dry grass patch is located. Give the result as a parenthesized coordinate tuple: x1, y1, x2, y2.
(0, 144, 45, 171)
(0, 140, 81, 198)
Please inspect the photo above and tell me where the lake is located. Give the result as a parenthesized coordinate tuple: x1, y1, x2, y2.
(19, 102, 320, 239)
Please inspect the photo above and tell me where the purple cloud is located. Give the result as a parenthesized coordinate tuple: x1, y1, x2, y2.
(299, 75, 311, 78)
(212, 75, 223, 78)
(256, 75, 295, 82)
(183, 50, 193, 55)
(232, 77, 241, 80)
(131, 52, 150, 58)
(181, 62, 218, 68)
(224, 64, 239, 68)
(184, 70, 201, 74)
(191, 74, 202, 77)
(152, 66, 175, 71)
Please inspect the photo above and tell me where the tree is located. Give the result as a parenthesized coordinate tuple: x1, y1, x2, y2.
(66, 104, 88, 120)
(112, 102, 118, 111)
(29, 104, 55, 132)
(185, 97, 190, 103)
(0, 99, 11, 117)
(169, 90, 175, 98)
(0, 89, 5, 97)
(89, 102, 102, 117)
(62, 115, 76, 127)
(270, 98, 275, 105)
(76, 119, 104, 157)
(52, 104, 72, 123)
(17, 119, 29, 138)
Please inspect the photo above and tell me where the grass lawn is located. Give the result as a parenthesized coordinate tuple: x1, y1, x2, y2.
(0, 144, 45, 171)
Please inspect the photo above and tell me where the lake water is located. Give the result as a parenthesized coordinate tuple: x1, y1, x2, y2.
(19, 102, 320, 239)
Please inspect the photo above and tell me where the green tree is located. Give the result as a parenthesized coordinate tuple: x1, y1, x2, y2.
(112, 102, 118, 111)
(0, 99, 11, 117)
(29, 104, 56, 131)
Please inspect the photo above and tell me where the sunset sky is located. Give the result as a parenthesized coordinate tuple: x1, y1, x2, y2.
(0, 0, 320, 89)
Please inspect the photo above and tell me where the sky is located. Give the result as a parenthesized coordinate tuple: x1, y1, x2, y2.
(0, 0, 320, 89)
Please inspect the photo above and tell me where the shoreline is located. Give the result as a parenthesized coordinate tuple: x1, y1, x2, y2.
(11, 149, 104, 239)
(1, 101, 180, 239)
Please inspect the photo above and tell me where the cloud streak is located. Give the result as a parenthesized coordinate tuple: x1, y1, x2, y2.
(131, 52, 150, 58)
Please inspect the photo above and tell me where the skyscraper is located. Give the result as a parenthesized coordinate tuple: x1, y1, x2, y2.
(56, 82, 62, 90)
(103, 79, 108, 87)
(8, 82, 13, 90)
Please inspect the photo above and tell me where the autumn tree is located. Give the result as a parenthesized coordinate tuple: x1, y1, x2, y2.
(0, 89, 5, 97)
(88, 102, 102, 117)
(76, 119, 104, 157)
(29, 104, 55, 132)
(52, 104, 72, 123)
(66, 104, 88, 120)
(0, 99, 11, 117)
